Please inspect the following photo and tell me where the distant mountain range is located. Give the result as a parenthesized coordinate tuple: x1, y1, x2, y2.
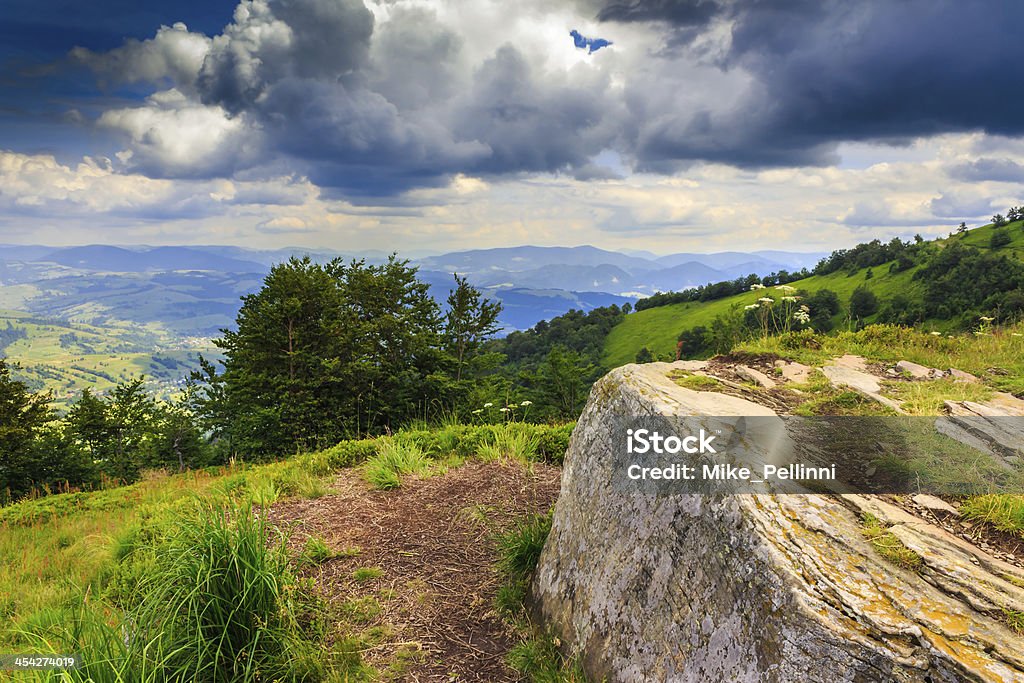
(0, 244, 826, 335)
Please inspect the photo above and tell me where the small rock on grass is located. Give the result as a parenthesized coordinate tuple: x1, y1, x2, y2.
(948, 368, 980, 383)
(736, 365, 776, 389)
(912, 494, 959, 516)
(895, 360, 935, 380)
(777, 361, 812, 384)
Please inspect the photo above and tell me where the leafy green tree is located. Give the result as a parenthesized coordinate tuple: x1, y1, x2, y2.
(849, 287, 879, 319)
(706, 304, 747, 353)
(991, 228, 1011, 248)
(676, 326, 709, 358)
(634, 347, 654, 363)
(444, 275, 503, 382)
(148, 387, 212, 472)
(804, 289, 840, 331)
(536, 347, 596, 419)
(915, 241, 1024, 321)
(992, 213, 1007, 227)
(203, 255, 450, 457)
(65, 388, 111, 462)
(104, 378, 157, 482)
(878, 294, 926, 326)
(0, 359, 54, 501)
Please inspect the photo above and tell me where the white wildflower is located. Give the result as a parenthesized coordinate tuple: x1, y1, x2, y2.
(499, 407, 510, 413)
(781, 296, 799, 302)
(750, 283, 765, 290)
(744, 304, 759, 310)
(758, 297, 774, 305)
(472, 409, 483, 415)
(929, 331, 941, 336)
(775, 285, 797, 292)
(979, 316, 995, 322)
(520, 400, 533, 406)
(483, 402, 493, 408)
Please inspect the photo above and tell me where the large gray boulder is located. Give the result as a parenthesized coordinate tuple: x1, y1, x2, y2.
(533, 362, 1024, 682)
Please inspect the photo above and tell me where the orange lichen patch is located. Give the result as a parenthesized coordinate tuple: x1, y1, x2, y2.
(920, 627, 1024, 683)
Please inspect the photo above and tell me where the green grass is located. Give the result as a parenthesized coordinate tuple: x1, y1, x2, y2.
(19, 501, 329, 682)
(1003, 609, 1024, 634)
(882, 378, 993, 415)
(364, 440, 433, 489)
(860, 513, 923, 571)
(495, 513, 553, 587)
(507, 631, 589, 683)
(0, 421, 576, 680)
(959, 495, 1024, 538)
(300, 536, 338, 566)
(491, 511, 590, 682)
(478, 423, 542, 463)
(670, 373, 721, 391)
(351, 567, 384, 582)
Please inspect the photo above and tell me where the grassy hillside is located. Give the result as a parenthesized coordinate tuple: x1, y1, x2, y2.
(0, 310, 217, 407)
(0, 422, 574, 681)
(605, 220, 1024, 368)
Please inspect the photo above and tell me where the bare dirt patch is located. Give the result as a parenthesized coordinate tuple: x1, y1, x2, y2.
(269, 460, 562, 682)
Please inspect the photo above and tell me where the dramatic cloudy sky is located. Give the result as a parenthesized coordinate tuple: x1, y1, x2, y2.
(1, 0, 1022, 253)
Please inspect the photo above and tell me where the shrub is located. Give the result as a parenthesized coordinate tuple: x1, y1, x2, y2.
(849, 287, 879, 319)
(991, 228, 1012, 248)
(314, 439, 379, 472)
(535, 424, 574, 464)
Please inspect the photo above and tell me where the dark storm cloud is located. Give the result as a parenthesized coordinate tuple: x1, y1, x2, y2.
(54, 0, 1024, 198)
(80, 0, 624, 195)
(452, 45, 616, 175)
(595, 0, 723, 25)
(593, 0, 1024, 167)
(197, 0, 375, 112)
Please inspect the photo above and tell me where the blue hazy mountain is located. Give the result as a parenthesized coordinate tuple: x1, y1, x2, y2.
(39, 245, 266, 273)
(0, 244, 825, 334)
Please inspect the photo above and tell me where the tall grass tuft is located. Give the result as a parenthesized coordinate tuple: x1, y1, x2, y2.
(495, 513, 552, 581)
(479, 424, 541, 463)
(492, 512, 588, 681)
(24, 501, 327, 682)
(960, 495, 1024, 537)
(364, 441, 432, 490)
(493, 512, 553, 622)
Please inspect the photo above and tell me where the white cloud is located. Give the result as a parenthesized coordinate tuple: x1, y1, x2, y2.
(71, 22, 211, 92)
(97, 89, 258, 177)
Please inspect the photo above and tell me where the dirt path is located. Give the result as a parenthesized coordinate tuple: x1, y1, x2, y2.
(269, 460, 562, 682)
